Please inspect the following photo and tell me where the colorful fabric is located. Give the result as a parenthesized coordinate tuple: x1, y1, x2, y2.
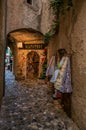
(54, 56, 72, 93)
(50, 57, 65, 83)
(50, 69, 60, 83)
(46, 56, 55, 76)
(60, 58, 72, 93)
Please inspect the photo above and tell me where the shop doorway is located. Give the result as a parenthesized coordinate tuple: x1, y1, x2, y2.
(27, 51, 40, 79)
(5, 46, 13, 72)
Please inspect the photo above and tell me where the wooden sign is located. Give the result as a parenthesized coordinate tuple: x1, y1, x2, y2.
(23, 44, 45, 50)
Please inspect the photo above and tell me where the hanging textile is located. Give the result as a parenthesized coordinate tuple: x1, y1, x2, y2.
(46, 56, 55, 77)
(54, 56, 72, 93)
(50, 57, 65, 83)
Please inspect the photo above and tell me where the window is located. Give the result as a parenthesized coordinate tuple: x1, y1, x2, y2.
(27, 0, 32, 4)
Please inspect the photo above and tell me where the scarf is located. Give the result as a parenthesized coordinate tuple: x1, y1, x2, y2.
(50, 57, 65, 83)
(54, 57, 69, 90)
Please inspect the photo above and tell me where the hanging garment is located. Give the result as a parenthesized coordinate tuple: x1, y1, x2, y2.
(46, 56, 55, 77)
(50, 57, 65, 83)
(54, 56, 72, 93)
(60, 58, 72, 93)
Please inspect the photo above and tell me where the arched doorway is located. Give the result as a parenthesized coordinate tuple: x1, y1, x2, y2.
(6, 28, 44, 80)
(27, 51, 40, 79)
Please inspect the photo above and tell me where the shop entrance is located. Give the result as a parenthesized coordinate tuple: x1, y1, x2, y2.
(27, 51, 40, 79)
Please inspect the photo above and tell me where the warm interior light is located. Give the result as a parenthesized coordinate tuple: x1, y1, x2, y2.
(17, 42, 23, 48)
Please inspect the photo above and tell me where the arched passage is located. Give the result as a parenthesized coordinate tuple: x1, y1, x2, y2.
(6, 28, 45, 80)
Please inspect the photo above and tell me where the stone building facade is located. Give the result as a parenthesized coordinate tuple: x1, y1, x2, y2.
(7, 0, 42, 33)
(6, 0, 53, 34)
(6, 0, 52, 80)
(0, 0, 86, 129)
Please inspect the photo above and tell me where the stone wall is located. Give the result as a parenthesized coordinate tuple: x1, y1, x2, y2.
(48, 0, 86, 129)
(7, 0, 53, 35)
(0, 0, 6, 105)
(48, 10, 73, 60)
(71, 1, 86, 130)
(40, 0, 54, 34)
(7, 0, 42, 34)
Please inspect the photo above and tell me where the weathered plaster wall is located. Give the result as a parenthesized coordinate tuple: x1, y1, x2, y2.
(7, 0, 53, 35)
(48, 0, 86, 129)
(48, 10, 73, 60)
(71, 1, 86, 130)
(0, 0, 6, 105)
(40, 0, 54, 34)
(7, 0, 42, 34)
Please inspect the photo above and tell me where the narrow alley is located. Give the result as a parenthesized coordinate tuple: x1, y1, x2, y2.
(0, 70, 79, 130)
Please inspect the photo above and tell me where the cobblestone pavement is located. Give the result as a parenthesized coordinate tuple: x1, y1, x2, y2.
(0, 70, 79, 130)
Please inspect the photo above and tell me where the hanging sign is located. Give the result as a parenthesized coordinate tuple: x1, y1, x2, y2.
(22, 44, 45, 50)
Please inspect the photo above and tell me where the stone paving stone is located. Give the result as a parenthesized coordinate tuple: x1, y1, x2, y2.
(0, 70, 79, 130)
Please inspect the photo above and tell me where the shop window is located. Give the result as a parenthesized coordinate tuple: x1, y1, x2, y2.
(27, 0, 32, 4)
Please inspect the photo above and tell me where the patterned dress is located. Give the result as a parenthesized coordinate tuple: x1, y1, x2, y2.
(54, 56, 72, 93)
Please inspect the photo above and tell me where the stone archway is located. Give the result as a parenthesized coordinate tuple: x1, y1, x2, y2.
(6, 28, 44, 80)
(27, 51, 40, 79)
